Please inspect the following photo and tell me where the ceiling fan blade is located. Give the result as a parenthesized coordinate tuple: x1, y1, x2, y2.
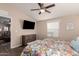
(39, 12, 41, 14)
(38, 3, 43, 8)
(31, 9, 40, 11)
(45, 10, 51, 13)
(45, 4, 55, 9)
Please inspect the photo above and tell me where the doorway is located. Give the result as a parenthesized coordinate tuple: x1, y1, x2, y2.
(0, 16, 11, 48)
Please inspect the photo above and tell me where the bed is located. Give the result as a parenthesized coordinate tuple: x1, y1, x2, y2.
(21, 38, 79, 56)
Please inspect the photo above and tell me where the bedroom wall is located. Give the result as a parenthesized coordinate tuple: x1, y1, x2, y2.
(0, 4, 36, 48)
(36, 21, 47, 40)
(37, 15, 79, 41)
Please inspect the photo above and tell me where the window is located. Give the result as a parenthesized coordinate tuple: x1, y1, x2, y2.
(47, 21, 60, 37)
(4, 26, 8, 31)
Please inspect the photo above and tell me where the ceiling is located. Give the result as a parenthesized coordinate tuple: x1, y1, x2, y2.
(12, 3, 79, 21)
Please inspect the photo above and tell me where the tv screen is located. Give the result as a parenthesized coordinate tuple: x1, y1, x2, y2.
(23, 20, 35, 29)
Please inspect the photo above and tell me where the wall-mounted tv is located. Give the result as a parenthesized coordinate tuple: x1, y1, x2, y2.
(23, 20, 35, 29)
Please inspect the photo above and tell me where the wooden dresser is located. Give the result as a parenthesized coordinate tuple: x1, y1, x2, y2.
(22, 34, 36, 46)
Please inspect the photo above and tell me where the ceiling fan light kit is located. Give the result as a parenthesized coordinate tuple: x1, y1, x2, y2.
(40, 9, 45, 13)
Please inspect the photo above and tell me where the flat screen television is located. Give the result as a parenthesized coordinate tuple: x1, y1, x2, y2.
(23, 20, 35, 29)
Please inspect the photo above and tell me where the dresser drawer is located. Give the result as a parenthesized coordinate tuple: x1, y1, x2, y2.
(22, 34, 36, 46)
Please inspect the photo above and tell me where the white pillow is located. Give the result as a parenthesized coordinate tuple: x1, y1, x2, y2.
(27, 40, 41, 45)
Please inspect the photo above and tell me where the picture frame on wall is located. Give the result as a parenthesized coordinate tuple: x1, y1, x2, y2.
(66, 22, 74, 31)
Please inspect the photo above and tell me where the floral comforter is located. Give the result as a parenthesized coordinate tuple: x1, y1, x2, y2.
(21, 39, 79, 56)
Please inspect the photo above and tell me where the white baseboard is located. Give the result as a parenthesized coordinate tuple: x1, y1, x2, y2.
(11, 43, 22, 49)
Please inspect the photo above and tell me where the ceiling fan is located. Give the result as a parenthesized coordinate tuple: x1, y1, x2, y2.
(31, 3, 55, 15)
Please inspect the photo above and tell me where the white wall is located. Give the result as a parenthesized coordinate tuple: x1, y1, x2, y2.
(0, 4, 36, 48)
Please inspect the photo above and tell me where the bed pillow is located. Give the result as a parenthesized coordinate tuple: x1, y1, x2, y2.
(27, 40, 41, 45)
(71, 39, 79, 52)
